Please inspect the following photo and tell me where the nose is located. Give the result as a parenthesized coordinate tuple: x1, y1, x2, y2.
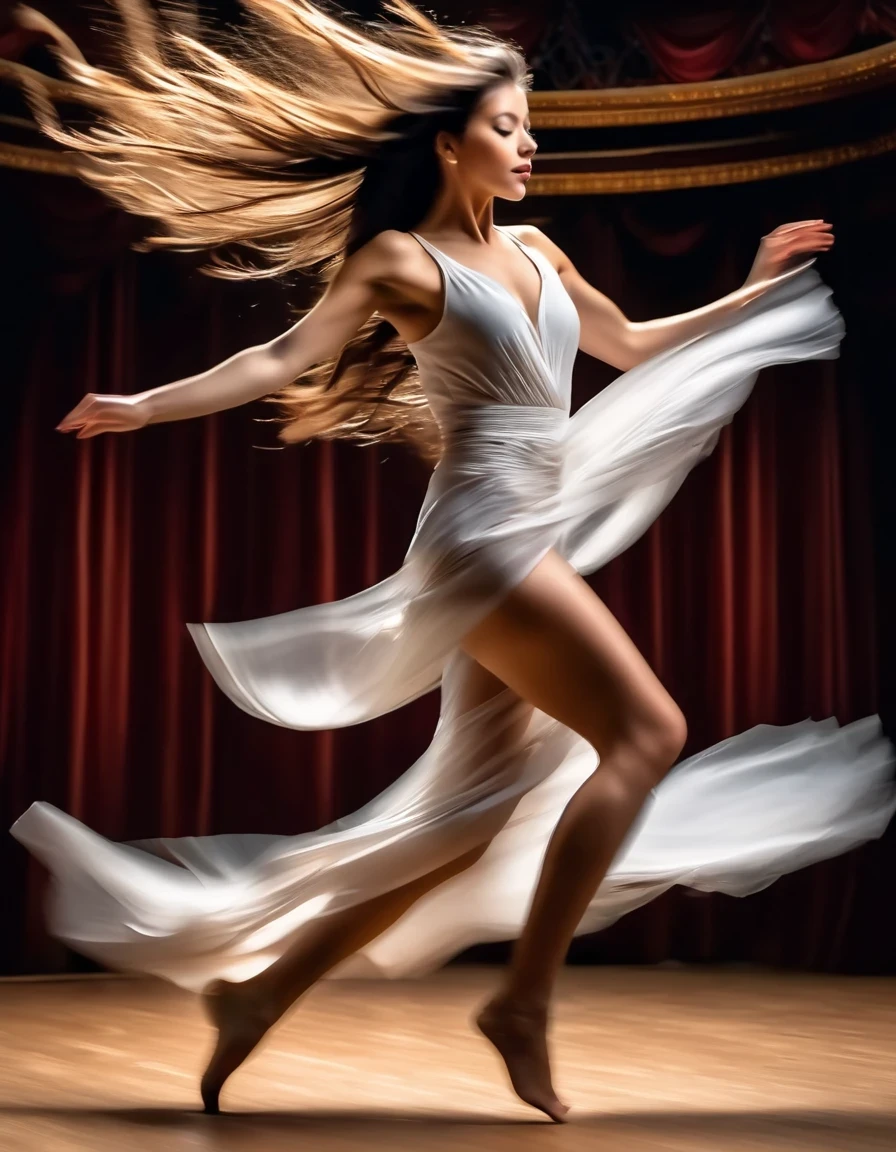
(520, 137, 536, 159)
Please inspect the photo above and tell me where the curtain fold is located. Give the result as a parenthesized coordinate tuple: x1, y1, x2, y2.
(628, 0, 895, 82)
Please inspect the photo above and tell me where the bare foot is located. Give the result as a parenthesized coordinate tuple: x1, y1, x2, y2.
(475, 996, 570, 1122)
(200, 979, 279, 1114)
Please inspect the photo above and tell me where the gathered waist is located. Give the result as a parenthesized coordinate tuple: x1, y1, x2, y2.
(442, 404, 568, 442)
(436, 405, 568, 494)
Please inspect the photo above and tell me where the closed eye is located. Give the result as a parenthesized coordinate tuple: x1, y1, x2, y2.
(496, 127, 537, 141)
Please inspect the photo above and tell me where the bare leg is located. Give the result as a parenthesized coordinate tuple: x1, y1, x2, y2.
(462, 550, 687, 1122)
(201, 840, 490, 1112)
(201, 661, 533, 1114)
(202, 550, 684, 1120)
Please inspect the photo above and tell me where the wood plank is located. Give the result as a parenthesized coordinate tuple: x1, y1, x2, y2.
(0, 966, 894, 1150)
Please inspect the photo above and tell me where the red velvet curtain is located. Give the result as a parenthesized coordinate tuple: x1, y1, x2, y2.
(4, 1, 896, 88)
(631, 0, 896, 82)
(426, 0, 896, 75)
(2, 154, 895, 976)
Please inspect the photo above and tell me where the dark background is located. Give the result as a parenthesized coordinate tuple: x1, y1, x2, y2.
(1, 1, 895, 976)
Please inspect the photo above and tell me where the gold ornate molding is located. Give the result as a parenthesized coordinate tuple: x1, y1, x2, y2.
(4, 33, 895, 133)
(529, 40, 896, 127)
(4, 130, 894, 191)
(528, 129, 896, 194)
(3, 36, 896, 190)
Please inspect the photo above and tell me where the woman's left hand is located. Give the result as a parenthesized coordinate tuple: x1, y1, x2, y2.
(744, 220, 834, 288)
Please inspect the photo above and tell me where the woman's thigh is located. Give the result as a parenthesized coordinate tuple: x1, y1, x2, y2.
(448, 652, 535, 764)
(461, 549, 686, 770)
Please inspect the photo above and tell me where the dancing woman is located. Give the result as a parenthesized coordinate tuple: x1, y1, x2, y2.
(10, 0, 895, 1123)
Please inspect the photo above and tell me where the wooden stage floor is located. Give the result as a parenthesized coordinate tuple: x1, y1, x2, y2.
(0, 965, 894, 1151)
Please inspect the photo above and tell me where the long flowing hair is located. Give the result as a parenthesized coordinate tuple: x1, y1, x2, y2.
(12, 0, 531, 461)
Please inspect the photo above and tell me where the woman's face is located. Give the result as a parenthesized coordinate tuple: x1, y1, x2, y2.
(439, 82, 537, 201)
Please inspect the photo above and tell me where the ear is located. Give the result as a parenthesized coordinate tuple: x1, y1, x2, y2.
(434, 129, 460, 165)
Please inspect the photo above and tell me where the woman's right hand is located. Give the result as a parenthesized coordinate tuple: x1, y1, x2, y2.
(51, 239, 387, 438)
(56, 393, 151, 438)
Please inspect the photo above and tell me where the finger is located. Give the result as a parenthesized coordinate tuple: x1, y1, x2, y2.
(77, 419, 125, 438)
(771, 221, 830, 237)
(74, 419, 109, 438)
(784, 231, 834, 247)
(769, 223, 809, 236)
(58, 401, 97, 430)
(59, 415, 98, 432)
(63, 395, 96, 421)
(61, 402, 88, 423)
(788, 231, 834, 243)
(789, 236, 834, 252)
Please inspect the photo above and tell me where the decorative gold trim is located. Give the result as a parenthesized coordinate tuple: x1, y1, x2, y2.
(4, 34, 894, 131)
(544, 131, 787, 162)
(0, 140, 77, 175)
(3, 33, 896, 187)
(528, 129, 896, 194)
(529, 41, 896, 127)
(3, 129, 894, 189)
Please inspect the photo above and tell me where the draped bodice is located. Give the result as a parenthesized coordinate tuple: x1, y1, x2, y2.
(406, 227, 581, 433)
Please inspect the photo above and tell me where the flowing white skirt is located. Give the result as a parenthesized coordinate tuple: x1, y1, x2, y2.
(11, 266, 896, 990)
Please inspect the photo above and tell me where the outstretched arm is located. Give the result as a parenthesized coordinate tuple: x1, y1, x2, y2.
(56, 241, 386, 438)
(522, 221, 834, 372)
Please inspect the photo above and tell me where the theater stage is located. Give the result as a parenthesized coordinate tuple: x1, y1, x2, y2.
(1, 965, 894, 1150)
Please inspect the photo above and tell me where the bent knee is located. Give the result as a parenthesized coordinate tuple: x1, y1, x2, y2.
(603, 702, 687, 789)
(635, 702, 687, 780)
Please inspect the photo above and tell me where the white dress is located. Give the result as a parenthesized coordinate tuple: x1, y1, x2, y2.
(11, 229, 896, 989)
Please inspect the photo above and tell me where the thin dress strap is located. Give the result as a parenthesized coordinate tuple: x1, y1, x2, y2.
(498, 225, 549, 273)
(408, 231, 447, 266)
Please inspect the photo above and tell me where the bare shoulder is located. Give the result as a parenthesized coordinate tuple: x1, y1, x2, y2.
(503, 224, 573, 275)
(335, 230, 441, 340)
(346, 229, 428, 285)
